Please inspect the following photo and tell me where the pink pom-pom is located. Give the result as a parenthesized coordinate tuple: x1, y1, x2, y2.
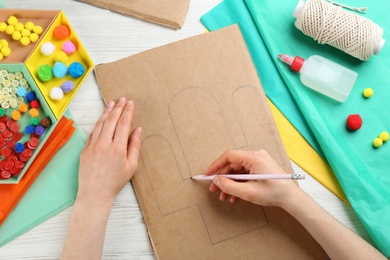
(62, 40, 76, 55)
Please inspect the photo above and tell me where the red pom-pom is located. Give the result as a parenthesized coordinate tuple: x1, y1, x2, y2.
(30, 100, 40, 109)
(346, 114, 362, 131)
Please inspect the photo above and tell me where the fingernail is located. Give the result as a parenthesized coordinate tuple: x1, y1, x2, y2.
(213, 177, 220, 187)
(119, 97, 126, 103)
(135, 127, 142, 138)
(107, 101, 114, 108)
(127, 100, 134, 106)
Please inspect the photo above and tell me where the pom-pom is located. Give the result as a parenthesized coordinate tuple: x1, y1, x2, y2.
(12, 31, 22, 40)
(61, 80, 75, 93)
(54, 50, 68, 63)
(11, 110, 21, 120)
(17, 87, 27, 97)
(363, 88, 373, 98)
(50, 87, 64, 100)
(37, 64, 53, 81)
(14, 22, 24, 32)
(29, 108, 40, 118)
(41, 42, 56, 56)
(40, 117, 52, 127)
(20, 36, 31, 46)
(62, 40, 76, 54)
(25, 92, 36, 102)
(24, 21, 34, 31)
(380, 131, 389, 142)
(15, 142, 25, 153)
(1, 47, 11, 57)
(346, 114, 362, 131)
(0, 22, 7, 32)
(53, 25, 70, 40)
(30, 118, 40, 126)
(5, 25, 15, 35)
(36, 126, 45, 136)
(373, 138, 383, 148)
(29, 33, 39, 43)
(52, 62, 68, 78)
(33, 25, 43, 34)
(25, 125, 35, 134)
(7, 16, 18, 25)
(18, 103, 28, 113)
(68, 62, 85, 78)
(30, 99, 40, 109)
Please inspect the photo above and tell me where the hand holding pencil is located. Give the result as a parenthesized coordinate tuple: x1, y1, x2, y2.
(203, 149, 301, 207)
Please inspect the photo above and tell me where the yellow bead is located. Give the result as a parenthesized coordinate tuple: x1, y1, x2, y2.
(380, 131, 389, 142)
(0, 22, 8, 32)
(1, 47, 11, 57)
(33, 25, 43, 34)
(12, 31, 22, 41)
(29, 33, 39, 43)
(5, 25, 15, 35)
(20, 37, 31, 46)
(14, 22, 24, 31)
(373, 138, 383, 148)
(25, 21, 35, 31)
(7, 16, 18, 25)
(363, 88, 373, 98)
(21, 28, 31, 37)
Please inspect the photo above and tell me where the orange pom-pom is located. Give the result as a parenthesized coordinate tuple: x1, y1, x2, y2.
(53, 25, 70, 40)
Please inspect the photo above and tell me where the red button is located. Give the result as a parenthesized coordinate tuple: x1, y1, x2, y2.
(11, 132, 22, 141)
(0, 139, 5, 148)
(22, 148, 33, 157)
(1, 147, 12, 157)
(28, 137, 39, 149)
(8, 155, 17, 161)
(12, 168, 22, 176)
(0, 115, 7, 123)
(10, 122, 20, 132)
(6, 119, 14, 128)
(30, 133, 40, 139)
(2, 130, 13, 139)
(0, 123, 6, 132)
(4, 161, 14, 171)
(15, 160, 25, 169)
(0, 170, 11, 179)
(7, 140, 16, 149)
(19, 154, 30, 162)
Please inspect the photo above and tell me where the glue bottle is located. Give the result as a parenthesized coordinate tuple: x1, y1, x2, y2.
(278, 54, 358, 102)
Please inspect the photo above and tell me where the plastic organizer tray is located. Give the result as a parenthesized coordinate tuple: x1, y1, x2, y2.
(0, 9, 94, 184)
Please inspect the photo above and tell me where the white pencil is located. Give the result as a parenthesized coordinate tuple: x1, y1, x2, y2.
(191, 173, 306, 181)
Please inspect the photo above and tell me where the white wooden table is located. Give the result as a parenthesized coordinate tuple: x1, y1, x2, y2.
(0, 0, 372, 259)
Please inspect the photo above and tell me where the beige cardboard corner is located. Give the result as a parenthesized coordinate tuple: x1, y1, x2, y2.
(76, 0, 189, 29)
(94, 24, 327, 259)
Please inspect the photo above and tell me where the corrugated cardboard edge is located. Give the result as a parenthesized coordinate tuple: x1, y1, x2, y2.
(76, 0, 189, 29)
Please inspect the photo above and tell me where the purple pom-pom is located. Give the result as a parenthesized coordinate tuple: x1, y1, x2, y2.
(61, 80, 75, 94)
(36, 126, 45, 136)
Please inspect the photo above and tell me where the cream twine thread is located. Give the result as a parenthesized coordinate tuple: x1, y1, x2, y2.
(295, 0, 383, 60)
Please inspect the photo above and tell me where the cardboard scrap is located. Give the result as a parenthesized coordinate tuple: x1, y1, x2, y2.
(76, 0, 190, 29)
(94, 24, 327, 259)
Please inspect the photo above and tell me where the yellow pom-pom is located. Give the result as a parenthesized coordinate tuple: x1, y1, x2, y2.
(14, 22, 24, 32)
(5, 25, 15, 35)
(363, 88, 373, 98)
(0, 53, 3, 61)
(1, 47, 11, 57)
(29, 108, 40, 118)
(29, 33, 39, 43)
(33, 25, 43, 35)
(20, 36, 31, 46)
(0, 22, 7, 32)
(18, 103, 28, 113)
(12, 31, 22, 41)
(25, 21, 35, 31)
(21, 28, 31, 37)
(7, 16, 18, 25)
(54, 50, 68, 63)
(373, 138, 383, 148)
(11, 110, 21, 121)
(0, 39, 8, 48)
(380, 131, 389, 142)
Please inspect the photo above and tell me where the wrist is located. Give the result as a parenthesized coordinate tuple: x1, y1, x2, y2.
(75, 192, 115, 213)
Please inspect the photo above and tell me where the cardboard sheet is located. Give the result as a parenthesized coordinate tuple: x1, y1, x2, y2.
(76, 0, 189, 29)
(95, 25, 326, 259)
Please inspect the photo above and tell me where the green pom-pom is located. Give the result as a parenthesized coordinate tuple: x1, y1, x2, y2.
(37, 64, 53, 81)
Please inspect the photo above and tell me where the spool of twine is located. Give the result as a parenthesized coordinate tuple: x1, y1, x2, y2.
(294, 0, 385, 60)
